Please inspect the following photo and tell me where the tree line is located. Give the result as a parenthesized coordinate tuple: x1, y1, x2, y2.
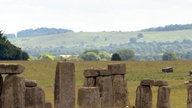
(23, 39, 192, 61)
(141, 24, 192, 32)
(17, 28, 73, 38)
(34, 49, 179, 61)
(0, 31, 29, 60)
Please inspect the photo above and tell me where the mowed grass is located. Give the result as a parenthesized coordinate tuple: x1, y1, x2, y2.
(0, 60, 192, 108)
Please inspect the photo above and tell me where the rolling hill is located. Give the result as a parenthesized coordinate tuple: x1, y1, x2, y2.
(8, 29, 192, 59)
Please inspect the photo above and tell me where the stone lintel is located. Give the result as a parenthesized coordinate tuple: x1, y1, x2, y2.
(25, 79, 37, 87)
(108, 63, 126, 75)
(0, 64, 25, 74)
(154, 80, 168, 86)
(140, 79, 155, 86)
(84, 69, 99, 77)
(97, 68, 111, 76)
(141, 79, 168, 86)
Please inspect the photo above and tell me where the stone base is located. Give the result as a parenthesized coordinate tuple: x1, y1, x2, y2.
(78, 87, 101, 108)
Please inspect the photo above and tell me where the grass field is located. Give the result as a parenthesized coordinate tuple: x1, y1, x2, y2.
(1, 60, 192, 108)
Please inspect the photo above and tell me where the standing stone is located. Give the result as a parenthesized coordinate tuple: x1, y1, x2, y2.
(83, 77, 96, 87)
(157, 86, 171, 108)
(1, 75, 25, 108)
(45, 102, 52, 108)
(0, 75, 3, 95)
(78, 87, 101, 108)
(96, 76, 113, 108)
(112, 75, 129, 108)
(187, 85, 192, 108)
(135, 85, 152, 108)
(25, 87, 45, 108)
(0, 75, 3, 108)
(54, 62, 75, 108)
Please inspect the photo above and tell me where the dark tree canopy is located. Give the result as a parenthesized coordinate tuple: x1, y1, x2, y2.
(0, 31, 29, 60)
(117, 49, 136, 61)
(111, 53, 122, 61)
(141, 24, 192, 32)
(162, 52, 178, 61)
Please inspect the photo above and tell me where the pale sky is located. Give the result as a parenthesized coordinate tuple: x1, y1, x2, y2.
(1, 0, 192, 33)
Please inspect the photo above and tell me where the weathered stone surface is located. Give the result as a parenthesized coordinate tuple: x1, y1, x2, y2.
(157, 86, 171, 108)
(0, 63, 25, 74)
(84, 69, 99, 77)
(25, 87, 45, 108)
(112, 75, 130, 108)
(0, 75, 3, 108)
(98, 68, 111, 76)
(108, 63, 126, 75)
(1, 75, 25, 108)
(154, 80, 168, 86)
(83, 77, 96, 87)
(78, 87, 101, 108)
(140, 79, 155, 86)
(25, 79, 37, 87)
(45, 102, 52, 108)
(187, 85, 192, 108)
(54, 61, 75, 108)
(135, 85, 152, 108)
(185, 80, 192, 85)
(96, 76, 113, 107)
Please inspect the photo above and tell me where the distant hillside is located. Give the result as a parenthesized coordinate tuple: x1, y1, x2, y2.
(9, 30, 192, 59)
(17, 27, 73, 37)
(5, 34, 16, 38)
(141, 24, 192, 32)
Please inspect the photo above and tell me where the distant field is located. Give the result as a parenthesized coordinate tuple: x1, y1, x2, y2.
(0, 60, 192, 108)
(9, 29, 192, 48)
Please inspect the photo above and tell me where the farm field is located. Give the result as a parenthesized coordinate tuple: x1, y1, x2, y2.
(1, 60, 192, 108)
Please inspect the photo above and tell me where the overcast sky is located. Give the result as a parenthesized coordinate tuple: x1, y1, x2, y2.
(1, 0, 192, 33)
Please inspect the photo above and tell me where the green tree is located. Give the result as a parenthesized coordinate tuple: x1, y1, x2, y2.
(80, 50, 111, 61)
(98, 51, 111, 61)
(117, 49, 136, 60)
(162, 52, 178, 60)
(183, 52, 192, 60)
(84, 50, 100, 54)
(38, 54, 56, 60)
(80, 52, 100, 61)
(0, 31, 27, 60)
(22, 51, 29, 60)
(111, 53, 121, 61)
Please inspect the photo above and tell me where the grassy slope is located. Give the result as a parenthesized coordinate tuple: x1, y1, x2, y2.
(9, 30, 192, 49)
(0, 60, 191, 108)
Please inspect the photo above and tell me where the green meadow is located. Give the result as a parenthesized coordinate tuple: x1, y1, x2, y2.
(9, 30, 192, 49)
(1, 60, 192, 108)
